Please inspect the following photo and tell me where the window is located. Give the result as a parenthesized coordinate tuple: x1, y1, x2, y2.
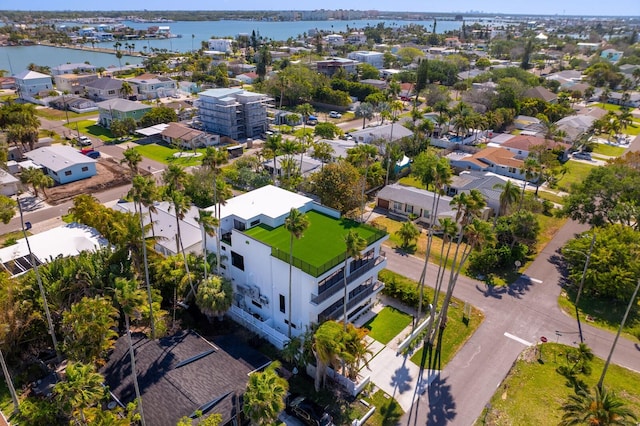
(81, 166, 88, 172)
(250, 219, 261, 227)
(251, 300, 262, 309)
(393, 201, 402, 211)
(233, 219, 246, 231)
(405, 205, 414, 214)
(279, 294, 285, 313)
(508, 167, 517, 174)
(64, 171, 72, 176)
(231, 251, 244, 271)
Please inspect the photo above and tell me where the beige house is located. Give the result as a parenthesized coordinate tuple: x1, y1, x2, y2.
(160, 122, 219, 149)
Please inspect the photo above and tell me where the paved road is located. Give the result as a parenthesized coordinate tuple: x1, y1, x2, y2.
(387, 219, 640, 425)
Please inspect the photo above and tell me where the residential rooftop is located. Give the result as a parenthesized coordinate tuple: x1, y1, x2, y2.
(244, 210, 386, 275)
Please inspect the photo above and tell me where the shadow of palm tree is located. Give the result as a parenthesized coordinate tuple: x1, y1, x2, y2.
(476, 283, 507, 299)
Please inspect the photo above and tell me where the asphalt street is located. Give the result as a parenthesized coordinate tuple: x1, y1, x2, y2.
(390, 218, 640, 425)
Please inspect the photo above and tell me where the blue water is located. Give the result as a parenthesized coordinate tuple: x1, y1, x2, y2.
(0, 19, 461, 73)
(0, 45, 143, 74)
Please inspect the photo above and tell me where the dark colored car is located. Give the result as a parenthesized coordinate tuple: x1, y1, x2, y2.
(287, 396, 334, 426)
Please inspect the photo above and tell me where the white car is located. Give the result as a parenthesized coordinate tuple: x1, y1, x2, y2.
(329, 111, 342, 118)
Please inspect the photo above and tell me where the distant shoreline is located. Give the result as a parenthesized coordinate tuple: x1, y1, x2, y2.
(37, 41, 145, 57)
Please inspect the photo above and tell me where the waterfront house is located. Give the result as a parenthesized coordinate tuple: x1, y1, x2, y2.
(25, 145, 97, 184)
(207, 38, 234, 53)
(324, 34, 345, 46)
(160, 122, 219, 149)
(84, 77, 124, 101)
(346, 32, 368, 45)
(196, 88, 270, 140)
(51, 62, 97, 76)
(96, 98, 152, 128)
(205, 185, 388, 342)
(101, 330, 268, 426)
(14, 70, 53, 102)
(126, 73, 177, 100)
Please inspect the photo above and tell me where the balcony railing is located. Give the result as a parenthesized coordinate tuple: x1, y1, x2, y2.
(310, 255, 385, 305)
(270, 227, 386, 278)
(318, 280, 384, 322)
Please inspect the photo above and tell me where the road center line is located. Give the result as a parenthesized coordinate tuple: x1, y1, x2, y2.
(504, 332, 533, 346)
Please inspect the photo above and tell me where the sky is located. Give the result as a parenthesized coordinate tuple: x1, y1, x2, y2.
(5, 1, 640, 17)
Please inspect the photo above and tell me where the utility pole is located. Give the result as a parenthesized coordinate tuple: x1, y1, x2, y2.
(0, 325, 19, 414)
(17, 196, 61, 363)
(573, 232, 596, 343)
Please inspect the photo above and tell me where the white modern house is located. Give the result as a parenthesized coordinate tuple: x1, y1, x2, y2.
(207, 38, 234, 53)
(25, 145, 97, 184)
(205, 185, 388, 342)
(347, 51, 385, 68)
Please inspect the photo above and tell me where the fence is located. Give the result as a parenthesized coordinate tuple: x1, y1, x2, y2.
(396, 310, 433, 355)
(271, 227, 387, 278)
(305, 364, 371, 397)
(227, 306, 289, 350)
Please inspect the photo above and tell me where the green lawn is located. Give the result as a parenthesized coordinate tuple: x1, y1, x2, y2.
(362, 390, 404, 425)
(622, 123, 640, 136)
(397, 176, 425, 189)
(536, 190, 566, 206)
(378, 269, 484, 369)
(364, 306, 413, 344)
(64, 119, 113, 141)
(133, 143, 205, 167)
(245, 210, 385, 271)
(591, 143, 626, 157)
(480, 343, 640, 425)
(556, 160, 597, 192)
(557, 286, 640, 341)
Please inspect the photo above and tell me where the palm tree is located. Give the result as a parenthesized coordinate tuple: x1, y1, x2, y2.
(343, 230, 366, 331)
(54, 362, 106, 425)
(165, 189, 196, 299)
(264, 133, 282, 182)
(121, 147, 142, 178)
(284, 208, 309, 338)
(243, 361, 289, 426)
(119, 81, 134, 99)
(114, 278, 147, 426)
(195, 209, 218, 280)
(201, 147, 228, 275)
(195, 276, 233, 322)
(396, 221, 420, 248)
(355, 102, 374, 129)
(493, 180, 520, 222)
(296, 102, 314, 133)
(436, 191, 491, 334)
(0, 324, 19, 414)
(431, 217, 458, 311)
(519, 158, 539, 211)
(560, 386, 637, 426)
(313, 320, 344, 391)
(412, 152, 452, 324)
(347, 144, 378, 222)
(129, 175, 157, 338)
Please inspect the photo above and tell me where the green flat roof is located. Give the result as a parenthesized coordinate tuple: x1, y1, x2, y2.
(244, 210, 386, 275)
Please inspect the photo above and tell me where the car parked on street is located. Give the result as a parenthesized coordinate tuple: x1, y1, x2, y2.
(286, 396, 334, 426)
(77, 136, 92, 146)
(329, 111, 342, 118)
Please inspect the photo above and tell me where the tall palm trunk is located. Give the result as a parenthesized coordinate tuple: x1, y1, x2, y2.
(125, 313, 146, 426)
(138, 201, 155, 339)
(202, 232, 208, 281)
(438, 234, 474, 332)
(416, 191, 442, 326)
(176, 216, 196, 299)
